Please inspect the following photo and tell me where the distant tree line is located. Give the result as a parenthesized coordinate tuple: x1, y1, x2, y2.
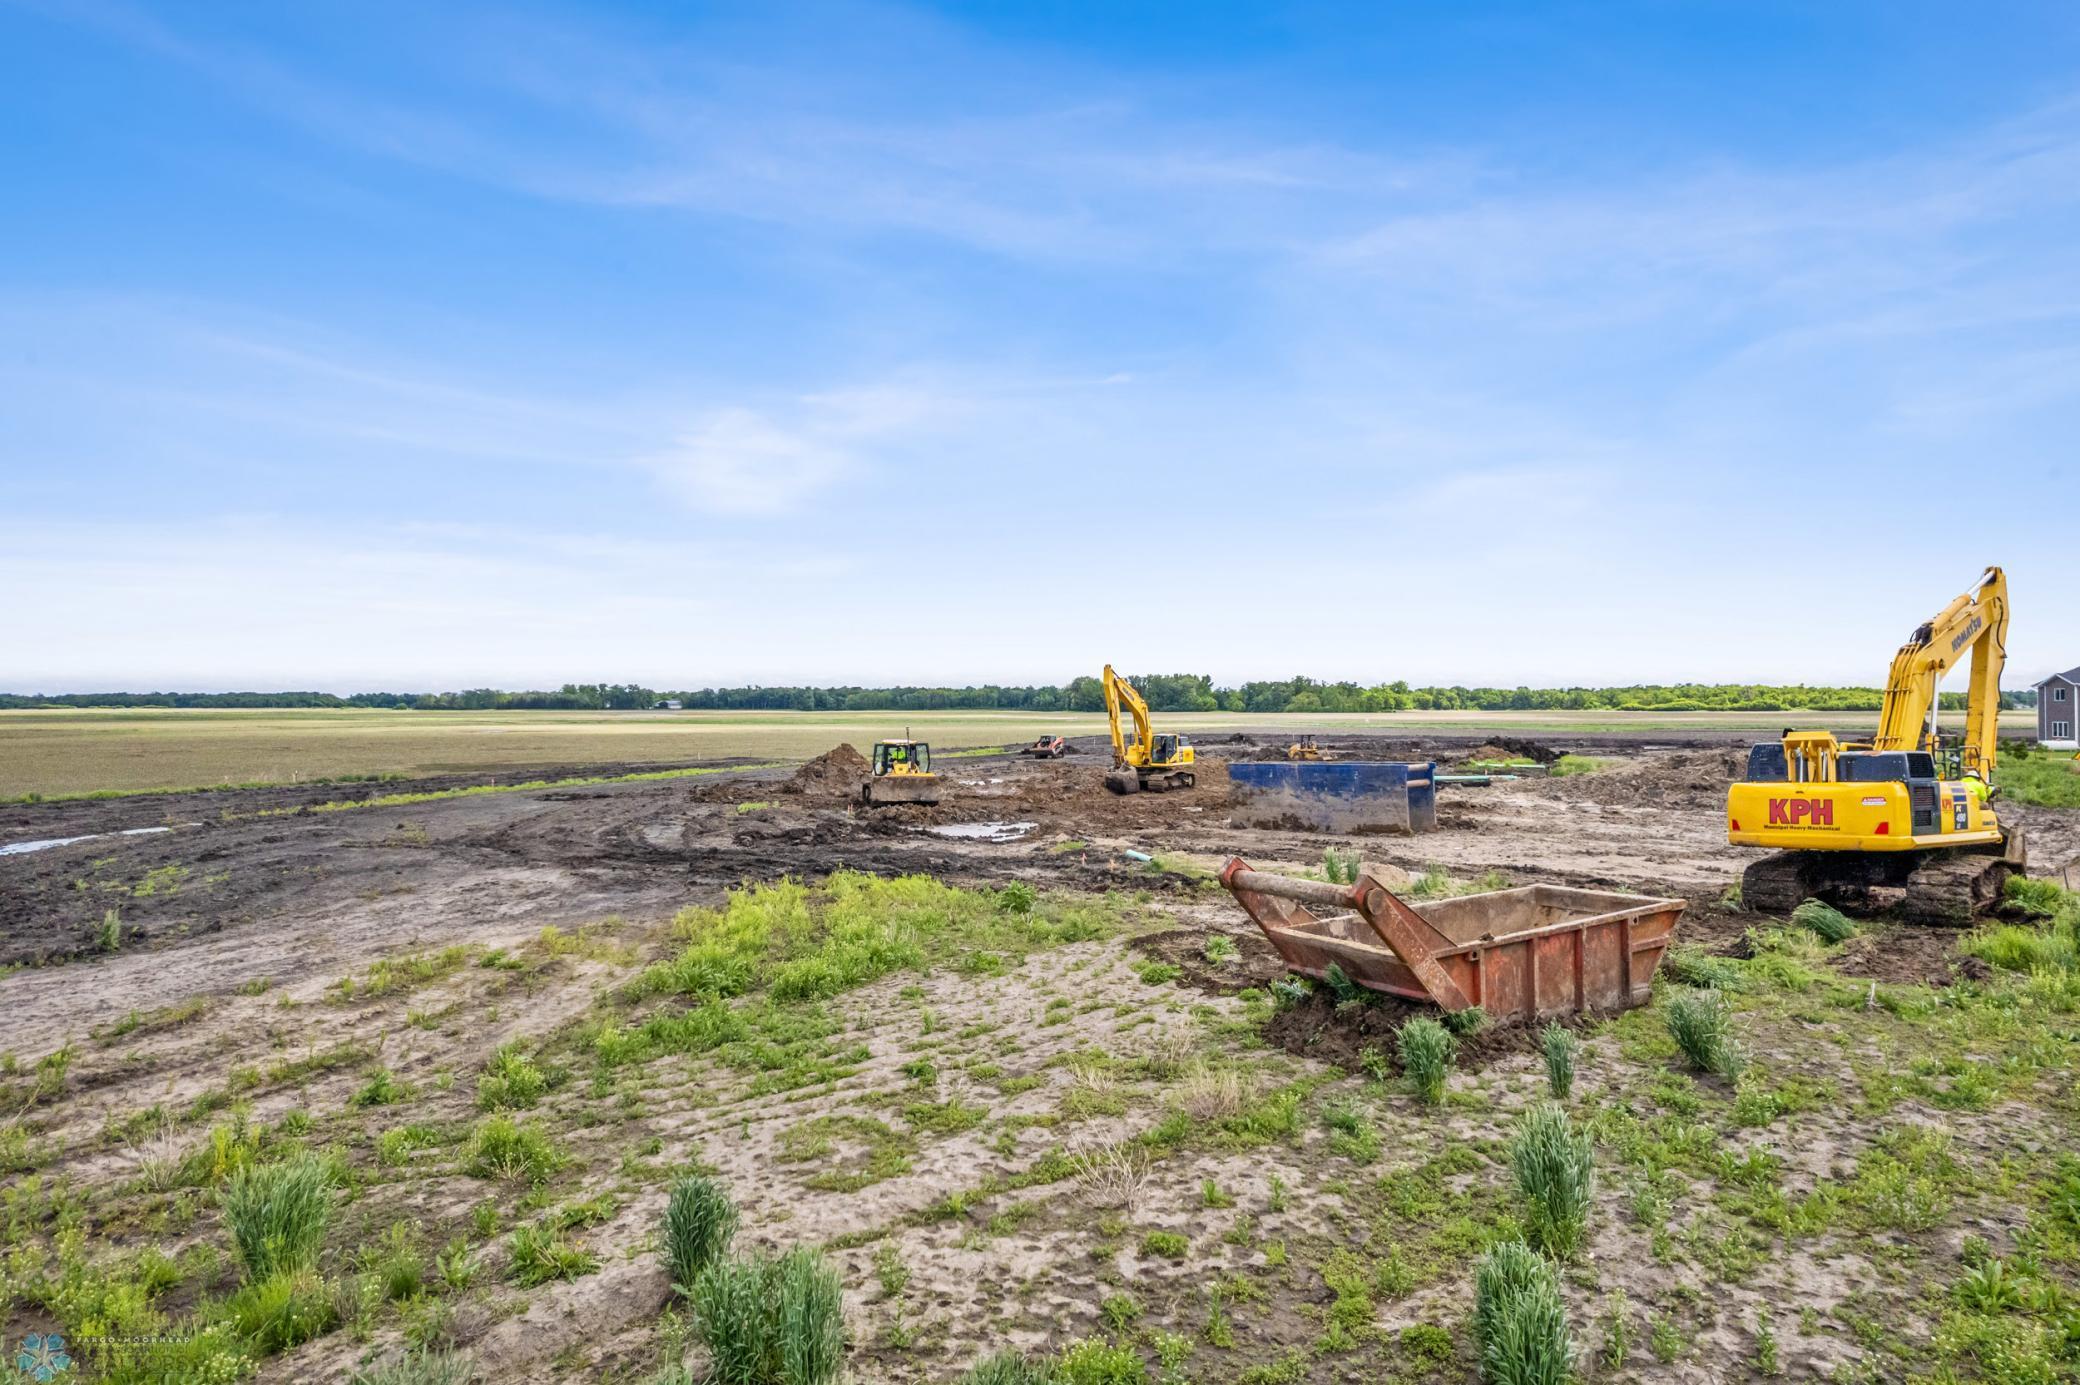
(0, 679, 2018, 713)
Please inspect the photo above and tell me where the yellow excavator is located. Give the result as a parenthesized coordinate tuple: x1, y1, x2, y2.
(861, 737, 942, 806)
(1728, 566, 2023, 923)
(1102, 665, 1195, 795)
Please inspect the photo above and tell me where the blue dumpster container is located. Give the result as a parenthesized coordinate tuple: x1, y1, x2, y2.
(1226, 761, 1437, 835)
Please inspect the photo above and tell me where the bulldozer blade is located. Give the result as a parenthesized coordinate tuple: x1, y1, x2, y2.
(860, 776, 942, 806)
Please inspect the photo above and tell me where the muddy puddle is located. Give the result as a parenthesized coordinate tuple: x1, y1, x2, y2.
(0, 825, 173, 858)
(922, 820, 1038, 842)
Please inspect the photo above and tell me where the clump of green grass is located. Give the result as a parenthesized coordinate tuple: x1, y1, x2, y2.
(348, 1348, 476, 1385)
(1322, 962, 1365, 1005)
(477, 1044, 548, 1110)
(222, 1153, 334, 1280)
(464, 1115, 565, 1184)
(1550, 754, 1608, 777)
(1407, 865, 1454, 900)
(1791, 898, 1858, 944)
(997, 881, 1036, 915)
(1442, 1004, 1488, 1037)
(351, 1068, 408, 1107)
(1474, 1240, 1574, 1384)
(97, 908, 124, 952)
(1511, 1102, 1594, 1259)
(222, 1267, 338, 1354)
(1141, 1230, 1189, 1260)
(1665, 990, 1744, 1077)
(2006, 875, 2069, 918)
(1541, 1023, 1578, 1100)
(961, 1353, 1053, 1385)
(1323, 846, 1362, 884)
(664, 1174, 739, 1294)
(1203, 935, 1239, 965)
(689, 1247, 846, 1385)
(1397, 1017, 1455, 1104)
(1660, 945, 1744, 990)
(508, 1222, 599, 1286)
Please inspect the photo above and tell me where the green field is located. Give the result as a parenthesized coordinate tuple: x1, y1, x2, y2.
(0, 705, 1979, 800)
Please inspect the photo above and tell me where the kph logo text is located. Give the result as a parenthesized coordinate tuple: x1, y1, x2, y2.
(1768, 798, 1834, 827)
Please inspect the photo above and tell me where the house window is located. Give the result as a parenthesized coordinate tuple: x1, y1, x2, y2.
(2056, 720, 2074, 740)
(2057, 686, 2070, 703)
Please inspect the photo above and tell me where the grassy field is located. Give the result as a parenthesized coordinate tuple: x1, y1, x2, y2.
(0, 705, 1978, 800)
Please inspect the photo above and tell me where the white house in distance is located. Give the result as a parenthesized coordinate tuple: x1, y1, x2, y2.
(2038, 667, 2080, 748)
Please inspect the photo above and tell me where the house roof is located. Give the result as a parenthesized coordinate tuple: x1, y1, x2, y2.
(2038, 667, 2080, 687)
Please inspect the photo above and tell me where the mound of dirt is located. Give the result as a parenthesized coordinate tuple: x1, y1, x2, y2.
(784, 743, 871, 796)
(1464, 738, 1562, 765)
(1542, 747, 1748, 810)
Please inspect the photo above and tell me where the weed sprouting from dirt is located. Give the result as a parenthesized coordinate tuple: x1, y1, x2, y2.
(1323, 846, 1361, 884)
(223, 1153, 334, 1280)
(1510, 1103, 1594, 1260)
(1661, 945, 1744, 990)
(1398, 1017, 1455, 1104)
(348, 1348, 476, 1385)
(464, 1115, 565, 1184)
(1475, 1241, 1574, 1383)
(1541, 1023, 1578, 1100)
(1074, 1142, 1152, 1214)
(664, 1173, 739, 1294)
(960, 1354, 1054, 1385)
(1321, 962, 1364, 1005)
(1791, 898, 1858, 944)
(1665, 990, 1744, 1077)
(508, 1222, 599, 1286)
(477, 1043, 549, 1110)
(1407, 866, 1454, 900)
(690, 1247, 846, 1385)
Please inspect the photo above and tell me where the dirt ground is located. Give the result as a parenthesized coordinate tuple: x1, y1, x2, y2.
(5, 732, 2079, 1382)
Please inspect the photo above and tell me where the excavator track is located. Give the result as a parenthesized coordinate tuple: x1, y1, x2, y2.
(1744, 828, 2024, 926)
(1901, 855, 2013, 926)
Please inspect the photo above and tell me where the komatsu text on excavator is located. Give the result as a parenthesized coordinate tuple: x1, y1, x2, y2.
(1102, 665, 1195, 795)
(1727, 567, 2023, 924)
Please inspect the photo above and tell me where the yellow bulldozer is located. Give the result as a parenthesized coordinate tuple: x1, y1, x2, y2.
(860, 737, 942, 806)
(1727, 566, 2023, 923)
(1102, 665, 1195, 794)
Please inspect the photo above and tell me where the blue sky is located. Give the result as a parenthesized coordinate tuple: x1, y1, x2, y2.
(3, 1, 2077, 691)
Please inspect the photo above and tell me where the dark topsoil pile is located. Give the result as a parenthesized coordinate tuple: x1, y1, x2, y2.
(1540, 747, 1750, 811)
(784, 743, 872, 795)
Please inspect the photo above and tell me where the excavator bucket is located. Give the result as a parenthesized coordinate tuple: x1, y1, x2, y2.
(1218, 858, 1682, 1019)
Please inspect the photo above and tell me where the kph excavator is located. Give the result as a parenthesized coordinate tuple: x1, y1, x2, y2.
(1102, 665, 1195, 794)
(1727, 567, 2023, 924)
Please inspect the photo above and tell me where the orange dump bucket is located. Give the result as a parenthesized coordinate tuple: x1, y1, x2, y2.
(1219, 858, 1683, 1020)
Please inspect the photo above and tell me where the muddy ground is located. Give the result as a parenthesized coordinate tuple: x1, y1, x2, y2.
(4, 733, 2079, 1383)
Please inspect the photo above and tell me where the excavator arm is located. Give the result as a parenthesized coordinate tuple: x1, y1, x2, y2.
(1102, 664, 1153, 769)
(1871, 566, 2008, 780)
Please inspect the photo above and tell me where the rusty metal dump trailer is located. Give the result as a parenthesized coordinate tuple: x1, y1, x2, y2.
(1219, 858, 1682, 1020)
